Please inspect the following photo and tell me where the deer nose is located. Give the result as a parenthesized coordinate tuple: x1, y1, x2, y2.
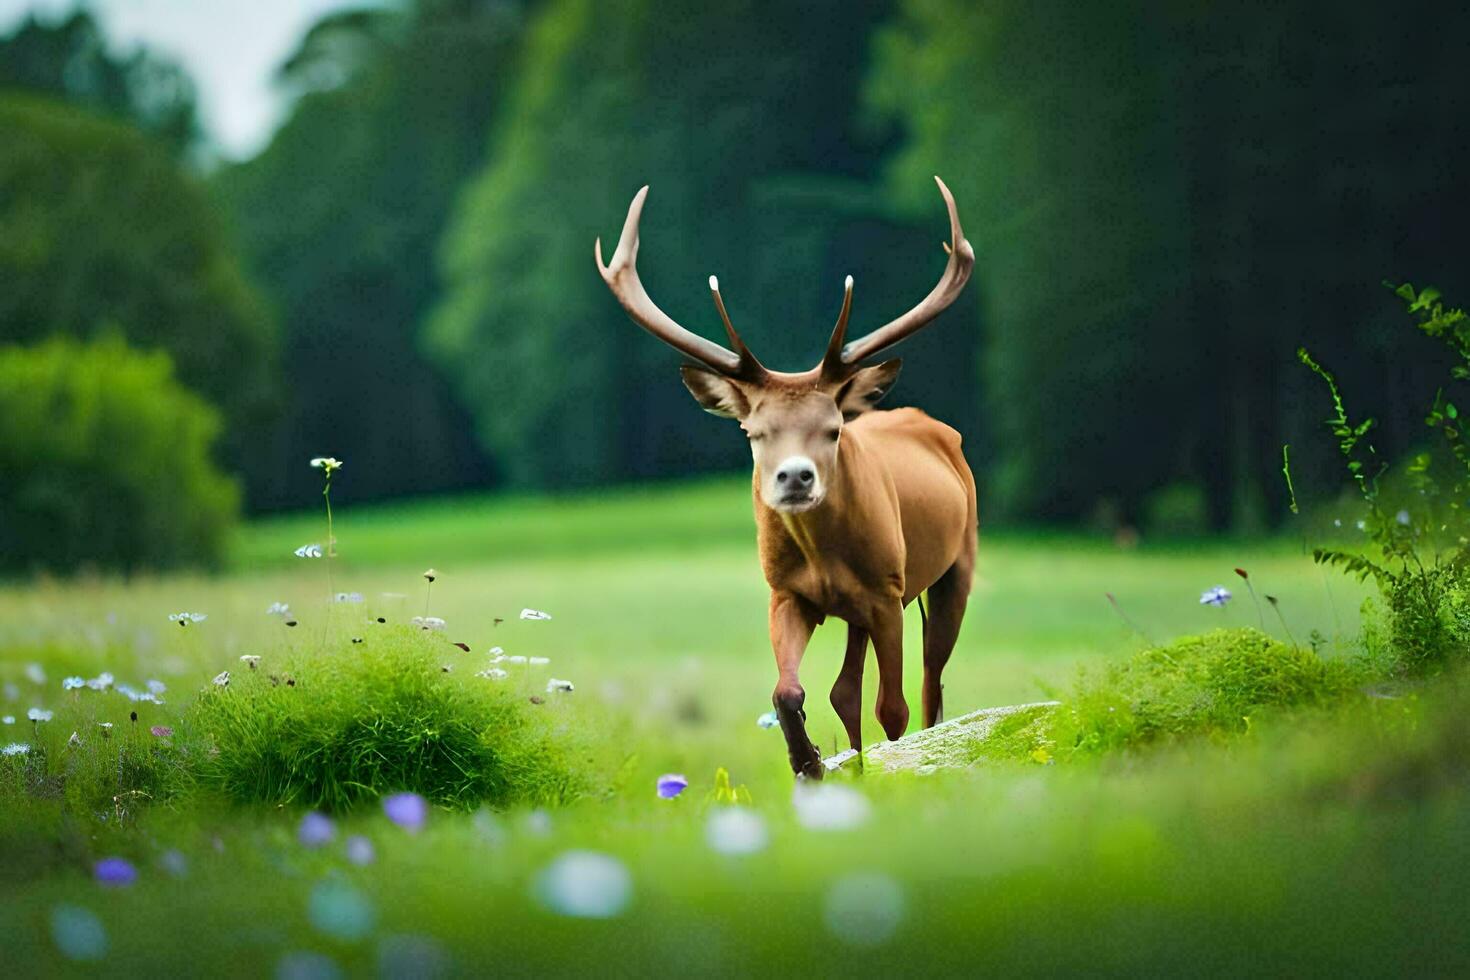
(774, 457, 816, 489)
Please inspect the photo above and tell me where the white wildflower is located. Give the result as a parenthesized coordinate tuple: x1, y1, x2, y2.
(476, 668, 509, 680)
(24, 664, 45, 685)
(62, 676, 86, 691)
(534, 851, 631, 919)
(295, 543, 324, 559)
(240, 655, 261, 670)
(2, 743, 28, 756)
(168, 612, 207, 626)
(310, 457, 343, 473)
(529, 657, 550, 666)
(823, 872, 905, 946)
(27, 707, 52, 722)
(757, 710, 779, 730)
(68, 731, 81, 747)
(506, 656, 527, 665)
(334, 592, 364, 604)
(410, 616, 446, 631)
(86, 672, 114, 691)
(546, 678, 574, 694)
(520, 608, 552, 621)
(1, 716, 13, 725)
(146, 679, 166, 696)
(266, 602, 291, 617)
(212, 671, 230, 688)
(706, 807, 769, 856)
(488, 646, 504, 656)
(792, 783, 872, 831)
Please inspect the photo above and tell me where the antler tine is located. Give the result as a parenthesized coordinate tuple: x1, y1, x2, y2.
(708, 276, 767, 376)
(819, 275, 854, 380)
(595, 186, 745, 376)
(838, 175, 975, 365)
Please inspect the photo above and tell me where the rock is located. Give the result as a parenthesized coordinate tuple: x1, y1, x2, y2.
(823, 701, 1060, 775)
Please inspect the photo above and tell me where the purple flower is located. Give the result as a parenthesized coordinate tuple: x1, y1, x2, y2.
(93, 857, 137, 887)
(150, 726, 173, 738)
(656, 773, 689, 799)
(298, 811, 335, 848)
(1199, 586, 1232, 607)
(345, 835, 375, 866)
(382, 792, 428, 832)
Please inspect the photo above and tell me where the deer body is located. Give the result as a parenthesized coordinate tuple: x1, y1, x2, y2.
(756, 407, 976, 776)
(596, 177, 978, 778)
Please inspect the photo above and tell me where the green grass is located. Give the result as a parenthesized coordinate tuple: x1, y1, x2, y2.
(186, 632, 589, 811)
(7, 476, 1466, 975)
(974, 627, 1367, 764)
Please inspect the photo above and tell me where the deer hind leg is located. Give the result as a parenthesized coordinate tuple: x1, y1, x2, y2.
(922, 555, 973, 728)
(870, 600, 910, 742)
(829, 625, 868, 753)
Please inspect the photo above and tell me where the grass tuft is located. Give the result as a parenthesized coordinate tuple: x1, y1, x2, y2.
(186, 630, 589, 812)
(975, 628, 1365, 764)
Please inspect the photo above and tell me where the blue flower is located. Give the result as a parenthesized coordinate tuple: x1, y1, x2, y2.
(93, 857, 137, 887)
(1199, 586, 1232, 607)
(656, 774, 689, 799)
(757, 711, 779, 730)
(62, 677, 86, 691)
(382, 792, 428, 832)
(298, 811, 335, 848)
(345, 835, 375, 867)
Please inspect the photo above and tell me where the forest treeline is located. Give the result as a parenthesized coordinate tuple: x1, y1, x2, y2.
(3, 1, 1468, 533)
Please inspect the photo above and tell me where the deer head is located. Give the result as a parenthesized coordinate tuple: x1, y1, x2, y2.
(596, 177, 974, 513)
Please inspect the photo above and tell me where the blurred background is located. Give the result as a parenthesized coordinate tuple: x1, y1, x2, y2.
(2, 0, 1468, 573)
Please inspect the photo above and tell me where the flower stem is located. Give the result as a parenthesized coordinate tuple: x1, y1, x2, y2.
(322, 474, 335, 645)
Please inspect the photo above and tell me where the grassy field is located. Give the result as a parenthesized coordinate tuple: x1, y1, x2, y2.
(5, 477, 1468, 975)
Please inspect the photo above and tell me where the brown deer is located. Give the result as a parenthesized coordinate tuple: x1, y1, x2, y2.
(596, 177, 977, 779)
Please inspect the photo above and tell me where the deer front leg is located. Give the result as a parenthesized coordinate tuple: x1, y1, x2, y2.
(870, 599, 910, 741)
(770, 590, 824, 780)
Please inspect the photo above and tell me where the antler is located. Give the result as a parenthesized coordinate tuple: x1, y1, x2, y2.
(819, 275, 854, 382)
(829, 175, 974, 368)
(595, 186, 763, 379)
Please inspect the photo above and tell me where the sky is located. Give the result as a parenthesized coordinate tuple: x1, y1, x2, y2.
(0, 0, 371, 158)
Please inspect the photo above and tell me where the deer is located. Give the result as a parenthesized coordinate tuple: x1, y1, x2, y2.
(596, 177, 977, 779)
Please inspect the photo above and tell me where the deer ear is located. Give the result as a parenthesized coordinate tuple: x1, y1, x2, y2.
(680, 365, 751, 419)
(836, 359, 902, 419)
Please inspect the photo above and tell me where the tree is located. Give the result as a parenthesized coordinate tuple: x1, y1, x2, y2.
(425, 0, 974, 489)
(216, 2, 530, 507)
(0, 93, 278, 483)
(867, 0, 1470, 528)
(0, 9, 200, 157)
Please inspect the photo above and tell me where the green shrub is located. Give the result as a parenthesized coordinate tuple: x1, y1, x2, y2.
(974, 628, 1361, 764)
(0, 93, 277, 471)
(0, 334, 239, 573)
(186, 632, 589, 812)
(1292, 285, 1470, 672)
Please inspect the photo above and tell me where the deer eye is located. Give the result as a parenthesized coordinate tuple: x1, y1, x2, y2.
(826, 428, 841, 441)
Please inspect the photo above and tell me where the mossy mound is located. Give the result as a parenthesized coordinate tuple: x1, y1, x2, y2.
(973, 628, 1363, 765)
(186, 631, 588, 811)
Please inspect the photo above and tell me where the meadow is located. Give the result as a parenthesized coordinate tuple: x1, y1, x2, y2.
(3, 476, 1468, 976)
